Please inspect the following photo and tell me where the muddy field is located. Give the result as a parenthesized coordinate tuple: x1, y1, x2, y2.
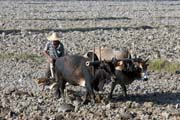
(0, 0, 180, 120)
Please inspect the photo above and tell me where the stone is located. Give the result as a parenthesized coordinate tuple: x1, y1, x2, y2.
(162, 112, 170, 119)
(105, 103, 116, 109)
(175, 104, 179, 109)
(119, 111, 133, 119)
(143, 102, 154, 108)
(58, 104, 75, 112)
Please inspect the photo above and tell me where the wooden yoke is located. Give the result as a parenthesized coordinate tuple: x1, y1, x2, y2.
(86, 61, 101, 66)
(112, 57, 142, 63)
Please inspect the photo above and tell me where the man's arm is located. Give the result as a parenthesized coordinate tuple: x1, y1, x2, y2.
(43, 50, 53, 62)
(43, 42, 54, 63)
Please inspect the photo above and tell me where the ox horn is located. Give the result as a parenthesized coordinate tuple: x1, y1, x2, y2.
(145, 58, 149, 63)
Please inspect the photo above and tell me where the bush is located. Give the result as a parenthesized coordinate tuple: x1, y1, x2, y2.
(149, 59, 180, 73)
(0, 53, 45, 63)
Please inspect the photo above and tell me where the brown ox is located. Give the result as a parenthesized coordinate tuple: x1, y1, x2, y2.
(109, 57, 149, 99)
(85, 47, 149, 99)
(84, 47, 131, 61)
(54, 55, 112, 104)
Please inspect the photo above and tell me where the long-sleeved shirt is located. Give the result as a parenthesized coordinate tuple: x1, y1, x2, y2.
(44, 41, 64, 58)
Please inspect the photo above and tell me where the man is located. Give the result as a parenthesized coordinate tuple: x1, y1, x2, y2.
(43, 32, 64, 79)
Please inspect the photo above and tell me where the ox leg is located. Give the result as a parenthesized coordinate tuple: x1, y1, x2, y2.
(120, 84, 128, 98)
(82, 67, 95, 104)
(89, 84, 96, 104)
(54, 73, 62, 99)
(83, 92, 90, 105)
(42, 84, 45, 91)
(59, 80, 66, 101)
(83, 83, 95, 105)
(54, 85, 61, 99)
(108, 81, 116, 100)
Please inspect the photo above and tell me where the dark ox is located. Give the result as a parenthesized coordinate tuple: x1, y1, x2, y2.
(109, 57, 149, 99)
(85, 47, 149, 99)
(54, 55, 112, 104)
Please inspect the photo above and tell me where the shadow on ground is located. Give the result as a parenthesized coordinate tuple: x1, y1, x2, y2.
(111, 91, 180, 105)
(21, 17, 131, 21)
(64, 88, 180, 105)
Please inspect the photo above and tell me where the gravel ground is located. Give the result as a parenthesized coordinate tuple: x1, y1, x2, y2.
(0, 0, 180, 119)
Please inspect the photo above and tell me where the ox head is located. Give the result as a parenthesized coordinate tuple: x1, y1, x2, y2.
(132, 58, 149, 81)
(111, 57, 149, 81)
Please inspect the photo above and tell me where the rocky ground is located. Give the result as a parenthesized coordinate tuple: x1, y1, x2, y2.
(0, 0, 180, 120)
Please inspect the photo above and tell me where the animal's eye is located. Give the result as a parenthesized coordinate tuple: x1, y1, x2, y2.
(134, 65, 138, 69)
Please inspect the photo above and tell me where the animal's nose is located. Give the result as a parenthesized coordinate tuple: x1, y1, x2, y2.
(143, 74, 148, 81)
(141, 72, 148, 81)
(110, 75, 116, 81)
(143, 77, 148, 81)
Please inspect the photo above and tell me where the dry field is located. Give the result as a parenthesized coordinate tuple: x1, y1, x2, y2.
(0, 0, 180, 119)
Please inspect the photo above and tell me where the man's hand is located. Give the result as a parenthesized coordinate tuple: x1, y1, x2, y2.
(48, 57, 57, 63)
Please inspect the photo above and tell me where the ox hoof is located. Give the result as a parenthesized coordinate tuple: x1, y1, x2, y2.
(108, 95, 112, 100)
(107, 95, 115, 103)
(54, 94, 61, 99)
(123, 94, 128, 98)
(175, 70, 180, 74)
(125, 96, 129, 100)
(82, 99, 91, 105)
(103, 98, 110, 105)
(58, 98, 66, 103)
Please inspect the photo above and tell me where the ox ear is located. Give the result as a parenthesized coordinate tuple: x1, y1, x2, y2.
(117, 61, 123, 66)
(144, 58, 149, 63)
(87, 52, 99, 61)
(128, 49, 134, 59)
(111, 57, 117, 65)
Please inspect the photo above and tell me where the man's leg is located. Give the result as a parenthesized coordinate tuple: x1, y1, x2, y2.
(45, 63, 51, 78)
(50, 62, 54, 78)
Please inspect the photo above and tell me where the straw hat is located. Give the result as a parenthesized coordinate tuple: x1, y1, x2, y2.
(47, 32, 60, 41)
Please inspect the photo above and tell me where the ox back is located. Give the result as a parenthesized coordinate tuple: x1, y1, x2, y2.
(85, 47, 131, 61)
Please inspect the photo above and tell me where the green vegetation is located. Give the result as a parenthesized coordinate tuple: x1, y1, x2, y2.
(148, 59, 180, 73)
(0, 53, 45, 63)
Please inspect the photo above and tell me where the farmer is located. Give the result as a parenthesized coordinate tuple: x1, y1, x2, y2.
(43, 32, 64, 79)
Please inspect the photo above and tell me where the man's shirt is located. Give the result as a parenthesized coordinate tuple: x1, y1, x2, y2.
(44, 41, 64, 58)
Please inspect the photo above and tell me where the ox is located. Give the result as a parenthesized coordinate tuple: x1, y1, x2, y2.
(85, 47, 149, 99)
(54, 55, 112, 104)
(109, 57, 149, 99)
